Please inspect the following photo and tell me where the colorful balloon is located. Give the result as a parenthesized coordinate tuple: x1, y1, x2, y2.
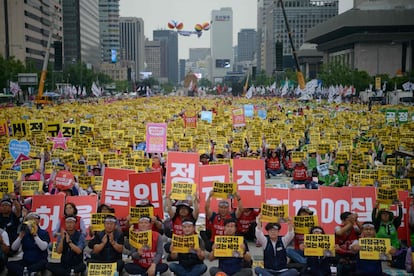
(176, 21, 184, 30)
(202, 22, 210, 31)
(167, 20, 176, 29)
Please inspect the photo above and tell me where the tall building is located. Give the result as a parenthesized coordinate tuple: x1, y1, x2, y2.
(257, 0, 274, 73)
(153, 30, 178, 84)
(119, 17, 145, 82)
(259, 0, 338, 75)
(237, 29, 257, 62)
(62, 0, 99, 68)
(0, 0, 63, 70)
(189, 48, 210, 62)
(99, 0, 120, 63)
(145, 39, 162, 80)
(210, 7, 233, 83)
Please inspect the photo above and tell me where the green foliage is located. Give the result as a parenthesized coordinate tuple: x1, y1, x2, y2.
(198, 77, 212, 88)
(0, 55, 27, 89)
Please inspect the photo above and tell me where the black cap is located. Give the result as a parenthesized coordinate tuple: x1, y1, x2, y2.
(224, 218, 237, 226)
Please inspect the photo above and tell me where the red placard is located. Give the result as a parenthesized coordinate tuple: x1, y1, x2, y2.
(100, 167, 135, 218)
(32, 194, 65, 241)
(319, 187, 352, 234)
(232, 108, 246, 127)
(264, 187, 290, 207)
(66, 195, 98, 239)
(129, 171, 164, 219)
(198, 164, 230, 211)
(350, 186, 376, 223)
(232, 159, 265, 208)
(165, 152, 199, 194)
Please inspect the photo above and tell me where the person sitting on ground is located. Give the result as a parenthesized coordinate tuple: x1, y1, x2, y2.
(209, 218, 252, 276)
(237, 208, 259, 242)
(303, 226, 332, 276)
(169, 218, 207, 276)
(265, 149, 285, 178)
(322, 165, 339, 187)
(292, 161, 309, 187)
(46, 215, 86, 276)
(372, 201, 403, 250)
(254, 214, 298, 276)
(53, 202, 87, 238)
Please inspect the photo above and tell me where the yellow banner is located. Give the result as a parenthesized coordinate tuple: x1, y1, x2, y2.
(129, 207, 154, 224)
(261, 203, 288, 222)
(90, 213, 115, 232)
(171, 182, 196, 201)
(87, 262, 116, 276)
(359, 238, 391, 260)
(129, 229, 152, 250)
(377, 188, 398, 205)
(213, 182, 236, 199)
(294, 215, 318, 234)
(304, 234, 335, 257)
(171, 234, 199, 253)
(20, 181, 42, 196)
(214, 236, 244, 257)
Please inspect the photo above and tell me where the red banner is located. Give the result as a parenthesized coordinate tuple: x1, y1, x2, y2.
(198, 164, 230, 211)
(100, 168, 135, 218)
(319, 187, 352, 234)
(66, 195, 98, 238)
(232, 159, 265, 208)
(264, 188, 289, 207)
(129, 171, 164, 219)
(184, 115, 197, 128)
(32, 194, 65, 241)
(165, 152, 199, 194)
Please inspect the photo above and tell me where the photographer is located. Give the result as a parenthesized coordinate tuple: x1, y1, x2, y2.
(7, 212, 50, 275)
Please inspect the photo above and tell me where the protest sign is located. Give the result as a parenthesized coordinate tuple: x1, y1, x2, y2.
(294, 215, 318, 234)
(198, 164, 230, 211)
(212, 182, 236, 199)
(359, 238, 391, 260)
(233, 159, 265, 207)
(50, 242, 62, 260)
(129, 206, 154, 224)
(87, 263, 116, 276)
(20, 181, 42, 196)
(232, 108, 246, 127)
(214, 236, 244, 257)
(261, 203, 288, 222)
(171, 234, 199, 253)
(129, 229, 152, 249)
(377, 187, 398, 205)
(165, 152, 199, 195)
(146, 123, 167, 153)
(171, 182, 196, 201)
(32, 194, 65, 241)
(304, 234, 335, 257)
(90, 213, 115, 232)
(0, 179, 13, 197)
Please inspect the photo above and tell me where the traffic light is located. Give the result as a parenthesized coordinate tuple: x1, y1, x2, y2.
(54, 41, 62, 71)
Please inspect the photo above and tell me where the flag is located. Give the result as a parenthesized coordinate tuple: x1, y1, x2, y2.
(91, 82, 101, 97)
(402, 82, 413, 91)
(245, 86, 254, 99)
(9, 81, 20, 96)
(281, 78, 289, 96)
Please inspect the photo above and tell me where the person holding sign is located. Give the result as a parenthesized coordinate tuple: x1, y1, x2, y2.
(291, 161, 309, 187)
(265, 149, 285, 179)
(87, 214, 125, 274)
(321, 165, 339, 187)
(302, 226, 332, 276)
(52, 202, 87, 238)
(205, 190, 243, 252)
(371, 201, 403, 249)
(7, 212, 50, 276)
(169, 218, 207, 276)
(46, 215, 87, 275)
(125, 216, 168, 276)
(254, 215, 298, 276)
(209, 218, 252, 276)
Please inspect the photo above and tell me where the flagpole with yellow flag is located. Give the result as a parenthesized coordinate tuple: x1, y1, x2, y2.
(243, 72, 249, 96)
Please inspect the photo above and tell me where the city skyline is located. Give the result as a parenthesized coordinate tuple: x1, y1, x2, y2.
(120, 0, 353, 59)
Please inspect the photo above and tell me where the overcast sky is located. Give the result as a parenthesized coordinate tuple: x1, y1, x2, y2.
(120, 0, 354, 59)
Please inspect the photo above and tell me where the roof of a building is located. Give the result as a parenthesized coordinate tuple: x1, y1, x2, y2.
(306, 8, 414, 45)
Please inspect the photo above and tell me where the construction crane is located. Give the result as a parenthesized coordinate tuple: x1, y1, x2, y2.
(278, 0, 306, 89)
(34, 3, 60, 106)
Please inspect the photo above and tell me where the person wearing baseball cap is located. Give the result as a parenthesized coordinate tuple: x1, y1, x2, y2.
(169, 218, 207, 276)
(254, 214, 298, 276)
(124, 215, 168, 276)
(87, 214, 125, 273)
(46, 215, 86, 275)
(0, 195, 22, 250)
(7, 211, 50, 275)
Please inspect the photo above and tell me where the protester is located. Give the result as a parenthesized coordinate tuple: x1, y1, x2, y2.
(46, 215, 86, 275)
(124, 216, 168, 276)
(237, 208, 259, 242)
(52, 202, 86, 238)
(169, 218, 207, 276)
(322, 165, 339, 187)
(372, 201, 403, 249)
(291, 161, 308, 186)
(254, 215, 298, 276)
(303, 226, 332, 276)
(0, 224, 10, 272)
(209, 218, 252, 276)
(204, 190, 243, 252)
(0, 197, 22, 255)
(88, 214, 124, 273)
(7, 212, 50, 275)
(265, 149, 285, 178)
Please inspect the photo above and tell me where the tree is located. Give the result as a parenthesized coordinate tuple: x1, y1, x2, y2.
(198, 78, 212, 88)
(0, 55, 27, 89)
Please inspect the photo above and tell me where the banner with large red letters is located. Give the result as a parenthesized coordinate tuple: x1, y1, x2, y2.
(32, 194, 65, 241)
(101, 168, 135, 218)
(198, 164, 230, 211)
(232, 159, 265, 207)
(165, 152, 199, 194)
(129, 171, 164, 219)
(66, 195, 98, 238)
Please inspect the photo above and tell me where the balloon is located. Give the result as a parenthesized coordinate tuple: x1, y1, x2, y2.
(176, 21, 184, 30)
(215, 273, 226, 276)
(202, 22, 210, 31)
(194, 23, 203, 32)
(167, 20, 176, 29)
(54, 170, 74, 190)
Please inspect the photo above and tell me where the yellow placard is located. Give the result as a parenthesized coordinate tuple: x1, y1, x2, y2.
(129, 229, 152, 250)
(213, 182, 236, 199)
(92, 176, 103, 192)
(87, 262, 116, 276)
(91, 213, 115, 232)
(20, 181, 43, 196)
(292, 151, 305, 163)
(129, 207, 154, 224)
(171, 234, 199, 253)
(359, 238, 391, 260)
(377, 188, 398, 205)
(20, 159, 40, 174)
(294, 215, 318, 235)
(0, 180, 14, 196)
(171, 182, 196, 201)
(0, 170, 21, 181)
(260, 203, 288, 223)
(214, 236, 244, 257)
(51, 242, 62, 260)
(304, 234, 335, 257)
